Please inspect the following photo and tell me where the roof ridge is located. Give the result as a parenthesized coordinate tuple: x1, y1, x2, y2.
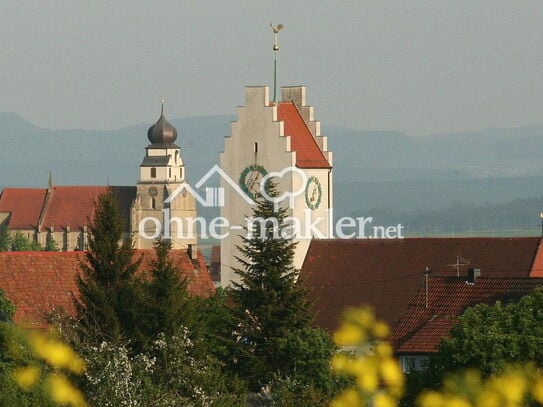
(37, 184, 54, 231)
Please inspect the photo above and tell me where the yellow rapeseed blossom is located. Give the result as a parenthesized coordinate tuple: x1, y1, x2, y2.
(330, 388, 363, 407)
(13, 365, 41, 390)
(375, 342, 393, 358)
(29, 332, 86, 374)
(380, 358, 404, 388)
(445, 396, 472, 407)
(372, 321, 390, 339)
(331, 307, 404, 407)
(46, 374, 87, 407)
(374, 392, 396, 407)
(532, 377, 543, 404)
(418, 391, 445, 407)
(333, 322, 366, 346)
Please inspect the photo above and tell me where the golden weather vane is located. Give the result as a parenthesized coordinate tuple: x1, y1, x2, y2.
(270, 23, 284, 103)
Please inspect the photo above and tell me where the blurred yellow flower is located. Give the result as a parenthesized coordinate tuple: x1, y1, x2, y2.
(330, 388, 363, 407)
(29, 332, 86, 374)
(374, 392, 396, 407)
(13, 365, 41, 390)
(372, 322, 390, 339)
(46, 374, 87, 407)
(532, 377, 543, 403)
(334, 322, 366, 346)
(380, 358, 404, 388)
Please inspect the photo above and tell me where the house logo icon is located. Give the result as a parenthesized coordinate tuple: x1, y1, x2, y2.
(164, 164, 255, 207)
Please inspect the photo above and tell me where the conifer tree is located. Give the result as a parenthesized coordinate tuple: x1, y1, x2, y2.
(43, 234, 59, 251)
(229, 181, 327, 390)
(0, 226, 11, 252)
(137, 238, 195, 347)
(75, 190, 141, 343)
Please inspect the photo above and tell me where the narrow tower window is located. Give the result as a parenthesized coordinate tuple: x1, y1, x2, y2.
(150, 168, 156, 178)
(151, 197, 156, 209)
(169, 168, 172, 177)
(254, 142, 258, 153)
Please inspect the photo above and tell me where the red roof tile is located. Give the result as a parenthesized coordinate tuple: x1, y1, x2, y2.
(0, 188, 48, 229)
(277, 102, 331, 169)
(392, 277, 543, 354)
(299, 237, 541, 333)
(0, 249, 214, 328)
(41, 186, 135, 230)
(0, 186, 136, 232)
(530, 240, 543, 277)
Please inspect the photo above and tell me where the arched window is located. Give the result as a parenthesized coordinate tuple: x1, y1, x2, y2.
(150, 167, 156, 178)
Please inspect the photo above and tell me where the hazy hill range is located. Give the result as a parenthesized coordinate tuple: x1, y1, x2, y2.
(2, 112, 543, 234)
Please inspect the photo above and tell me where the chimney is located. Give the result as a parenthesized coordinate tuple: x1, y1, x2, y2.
(467, 268, 481, 284)
(188, 244, 198, 261)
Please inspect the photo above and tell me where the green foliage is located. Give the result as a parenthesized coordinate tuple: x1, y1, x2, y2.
(78, 330, 245, 407)
(193, 287, 238, 363)
(0, 226, 11, 252)
(0, 289, 15, 323)
(9, 232, 42, 251)
(0, 292, 56, 407)
(75, 190, 142, 344)
(43, 234, 59, 251)
(229, 181, 334, 392)
(146, 239, 194, 335)
(404, 287, 543, 405)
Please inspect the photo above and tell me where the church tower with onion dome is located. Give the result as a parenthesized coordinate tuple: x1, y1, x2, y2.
(131, 103, 197, 254)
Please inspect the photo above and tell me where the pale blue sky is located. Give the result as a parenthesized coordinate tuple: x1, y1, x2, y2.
(1, 1, 542, 135)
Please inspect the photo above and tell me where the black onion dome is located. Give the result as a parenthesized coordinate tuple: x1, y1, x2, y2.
(147, 106, 178, 145)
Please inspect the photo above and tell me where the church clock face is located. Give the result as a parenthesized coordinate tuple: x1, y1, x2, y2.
(239, 164, 267, 199)
(148, 187, 158, 197)
(305, 176, 322, 210)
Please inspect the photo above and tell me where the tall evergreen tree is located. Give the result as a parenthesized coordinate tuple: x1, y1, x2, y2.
(137, 238, 195, 347)
(75, 190, 141, 343)
(229, 181, 331, 390)
(0, 226, 11, 252)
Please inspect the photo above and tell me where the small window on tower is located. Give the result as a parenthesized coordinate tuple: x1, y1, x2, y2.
(254, 142, 258, 153)
(151, 168, 156, 178)
(151, 197, 156, 209)
(169, 168, 172, 177)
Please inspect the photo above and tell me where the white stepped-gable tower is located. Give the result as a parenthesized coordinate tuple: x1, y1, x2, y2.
(220, 86, 333, 286)
(131, 104, 197, 253)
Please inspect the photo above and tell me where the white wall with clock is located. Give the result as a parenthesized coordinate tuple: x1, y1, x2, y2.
(220, 86, 333, 287)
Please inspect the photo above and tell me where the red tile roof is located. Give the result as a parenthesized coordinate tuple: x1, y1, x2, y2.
(299, 237, 541, 333)
(0, 249, 214, 328)
(0, 188, 48, 229)
(277, 102, 331, 169)
(530, 240, 543, 277)
(41, 186, 107, 230)
(391, 277, 543, 354)
(0, 186, 136, 232)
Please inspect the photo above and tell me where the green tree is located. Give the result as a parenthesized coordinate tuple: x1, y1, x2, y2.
(403, 287, 543, 405)
(43, 234, 59, 252)
(75, 190, 141, 344)
(229, 181, 335, 393)
(135, 238, 195, 349)
(0, 290, 58, 407)
(10, 232, 41, 251)
(0, 226, 11, 252)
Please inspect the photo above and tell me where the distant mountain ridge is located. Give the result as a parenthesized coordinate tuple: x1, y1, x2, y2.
(2, 112, 543, 224)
